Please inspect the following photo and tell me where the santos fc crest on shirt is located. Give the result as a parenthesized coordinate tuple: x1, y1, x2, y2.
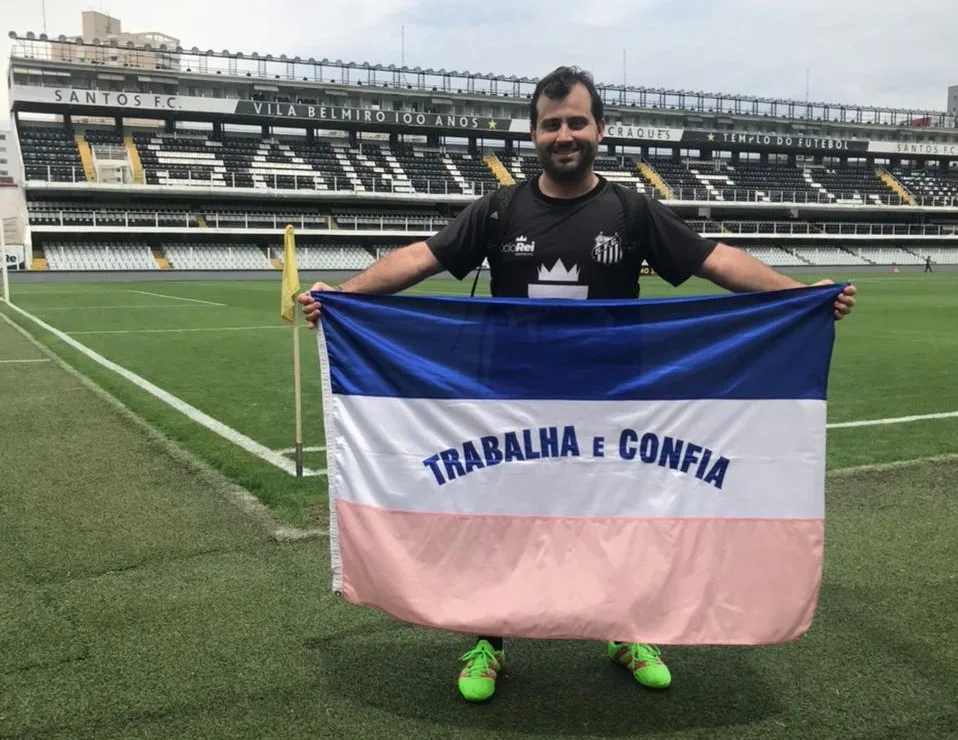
(591, 232, 624, 265)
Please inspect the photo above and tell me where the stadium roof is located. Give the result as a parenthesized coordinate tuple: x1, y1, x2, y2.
(6, 31, 955, 128)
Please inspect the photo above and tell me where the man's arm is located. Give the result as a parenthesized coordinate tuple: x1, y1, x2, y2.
(695, 242, 858, 320)
(299, 193, 495, 328)
(298, 240, 443, 328)
(694, 242, 805, 292)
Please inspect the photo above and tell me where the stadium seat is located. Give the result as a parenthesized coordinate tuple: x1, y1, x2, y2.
(18, 126, 85, 182)
(42, 241, 158, 270)
(892, 168, 958, 206)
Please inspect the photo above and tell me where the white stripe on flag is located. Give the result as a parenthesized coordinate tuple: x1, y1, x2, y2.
(329, 395, 826, 519)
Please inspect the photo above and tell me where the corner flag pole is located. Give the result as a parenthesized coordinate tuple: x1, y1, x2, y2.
(292, 300, 303, 477)
(280, 224, 303, 477)
(1, 220, 9, 305)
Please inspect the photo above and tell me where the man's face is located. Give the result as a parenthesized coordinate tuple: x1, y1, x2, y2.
(531, 82, 604, 183)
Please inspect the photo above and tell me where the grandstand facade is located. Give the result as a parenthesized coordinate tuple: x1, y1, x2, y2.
(5, 22, 958, 275)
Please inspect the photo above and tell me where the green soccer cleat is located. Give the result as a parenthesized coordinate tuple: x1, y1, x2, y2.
(457, 640, 505, 702)
(608, 641, 672, 689)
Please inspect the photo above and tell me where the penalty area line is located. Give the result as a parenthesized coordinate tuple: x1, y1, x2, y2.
(70, 325, 286, 335)
(128, 290, 226, 306)
(829, 452, 958, 476)
(827, 410, 958, 429)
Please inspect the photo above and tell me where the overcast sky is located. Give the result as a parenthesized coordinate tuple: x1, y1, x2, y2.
(3, 0, 957, 123)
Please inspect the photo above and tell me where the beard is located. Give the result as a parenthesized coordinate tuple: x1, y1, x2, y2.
(536, 138, 598, 183)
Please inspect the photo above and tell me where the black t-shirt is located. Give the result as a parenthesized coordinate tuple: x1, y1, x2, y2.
(426, 174, 717, 299)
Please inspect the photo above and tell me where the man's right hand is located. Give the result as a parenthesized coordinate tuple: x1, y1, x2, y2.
(297, 282, 340, 329)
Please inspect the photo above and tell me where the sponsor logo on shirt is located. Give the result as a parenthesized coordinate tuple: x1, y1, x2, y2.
(501, 235, 536, 256)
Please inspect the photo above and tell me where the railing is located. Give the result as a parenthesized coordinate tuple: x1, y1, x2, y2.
(656, 186, 958, 208)
(94, 144, 129, 161)
(28, 209, 453, 231)
(23, 166, 501, 195)
(327, 216, 450, 231)
(28, 207, 958, 239)
(661, 186, 914, 206)
(32, 211, 201, 229)
(21, 166, 958, 209)
(719, 222, 958, 236)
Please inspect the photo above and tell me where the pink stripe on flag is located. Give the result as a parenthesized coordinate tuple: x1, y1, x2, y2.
(335, 500, 824, 645)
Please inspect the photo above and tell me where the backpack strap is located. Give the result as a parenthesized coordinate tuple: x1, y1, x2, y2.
(486, 181, 523, 249)
(470, 181, 524, 297)
(610, 181, 646, 248)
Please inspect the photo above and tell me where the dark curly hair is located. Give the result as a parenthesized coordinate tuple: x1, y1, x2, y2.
(530, 66, 604, 128)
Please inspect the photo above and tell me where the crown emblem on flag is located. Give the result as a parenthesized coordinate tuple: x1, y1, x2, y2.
(537, 259, 580, 282)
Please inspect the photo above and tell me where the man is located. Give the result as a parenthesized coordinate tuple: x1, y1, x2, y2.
(299, 66, 856, 703)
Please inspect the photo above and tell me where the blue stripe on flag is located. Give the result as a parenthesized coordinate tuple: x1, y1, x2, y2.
(315, 284, 842, 401)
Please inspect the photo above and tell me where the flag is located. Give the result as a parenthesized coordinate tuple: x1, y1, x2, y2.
(280, 225, 300, 322)
(314, 285, 843, 645)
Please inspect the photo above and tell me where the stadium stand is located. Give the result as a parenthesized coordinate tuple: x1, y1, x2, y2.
(917, 246, 958, 263)
(19, 126, 85, 183)
(7, 33, 958, 273)
(892, 167, 958, 206)
(498, 150, 541, 183)
(724, 162, 821, 202)
(648, 159, 709, 200)
(740, 244, 811, 267)
(805, 164, 899, 206)
(449, 152, 501, 191)
(282, 138, 354, 190)
(265, 244, 379, 271)
(162, 242, 273, 270)
(43, 241, 158, 271)
(646, 159, 908, 205)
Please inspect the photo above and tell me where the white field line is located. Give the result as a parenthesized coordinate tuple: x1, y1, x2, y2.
(70, 325, 286, 336)
(0, 358, 51, 364)
(278, 445, 326, 454)
(827, 410, 958, 429)
(829, 453, 958, 476)
(127, 290, 226, 306)
(1, 304, 321, 478)
(277, 446, 327, 477)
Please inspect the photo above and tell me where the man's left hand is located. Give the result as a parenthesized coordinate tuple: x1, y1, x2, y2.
(812, 279, 857, 320)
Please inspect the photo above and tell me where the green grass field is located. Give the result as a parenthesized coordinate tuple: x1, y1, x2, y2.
(3, 272, 958, 526)
(1, 271, 957, 738)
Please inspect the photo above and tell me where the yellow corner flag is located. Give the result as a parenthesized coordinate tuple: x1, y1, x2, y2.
(281, 224, 304, 476)
(281, 224, 301, 322)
